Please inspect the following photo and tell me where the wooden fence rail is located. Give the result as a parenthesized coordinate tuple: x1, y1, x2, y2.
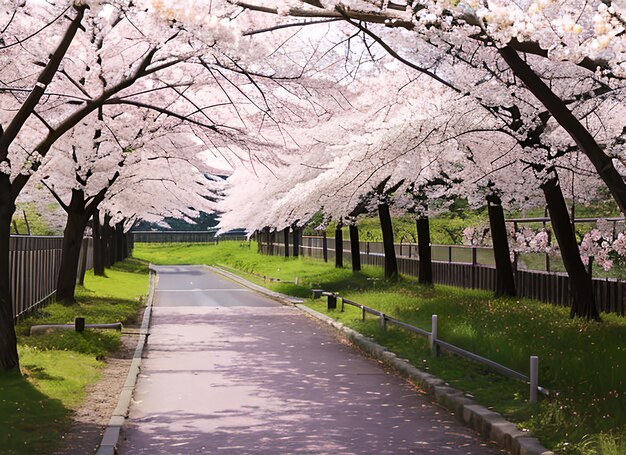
(260, 235, 626, 316)
(10, 235, 93, 321)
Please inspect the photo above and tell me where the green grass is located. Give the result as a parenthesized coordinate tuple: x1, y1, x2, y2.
(0, 257, 150, 454)
(134, 241, 626, 454)
(12, 202, 59, 236)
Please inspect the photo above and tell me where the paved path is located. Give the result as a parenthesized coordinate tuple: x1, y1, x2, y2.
(120, 266, 502, 454)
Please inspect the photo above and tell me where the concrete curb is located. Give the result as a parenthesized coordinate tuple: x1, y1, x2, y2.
(95, 265, 157, 455)
(210, 265, 554, 455)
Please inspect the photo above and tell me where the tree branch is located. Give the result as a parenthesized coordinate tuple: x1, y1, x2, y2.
(0, 4, 87, 161)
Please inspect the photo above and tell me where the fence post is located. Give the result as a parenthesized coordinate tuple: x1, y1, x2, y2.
(361, 305, 366, 321)
(75, 317, 85, 333)
(448, 246, 452, 263)
(430, 314, 439, 356)
(327, 293, 337, 310)
(530, 355, 539, 403)
(311, 289, 323, 299)
(379, 313, 386, 331)
(471, 247, 477, 288)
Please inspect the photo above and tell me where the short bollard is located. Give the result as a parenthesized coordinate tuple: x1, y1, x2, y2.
(379, 313, 386, 331)
(429, 314, 438, 356)
(327, 293, 337, 310)
(312, 289, 323, 299)
(75, 317, 85, 333)
(530, 355, 539, 403)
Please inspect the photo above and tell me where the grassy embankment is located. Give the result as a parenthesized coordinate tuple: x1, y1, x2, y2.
(135, 241, 626, 455)
(0, 258, 149, 455)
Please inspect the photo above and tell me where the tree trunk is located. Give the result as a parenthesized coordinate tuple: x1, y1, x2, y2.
(264, 227, 270, 255)
(56, 190, 89, 304)
(378, 203, 398, 280)
(292, 225, 300, 257)
(93, 210, 105, 276)
(499, 46, 626, 215)
(103, 214, 114, 268)
(335, 223, 343, 268)
(349, 224, 361, 272)
(115, 222, 125, 262)
(542, 175, 600, 320)
(57, 214, 88, 304)
(77, 237, 88, 285)
(487, 195, 517, 297)
(0, 184, 19, 371)
(283, 227, 290, 258)
(416, 216, 433, 286)
(122, 229, 129, 260)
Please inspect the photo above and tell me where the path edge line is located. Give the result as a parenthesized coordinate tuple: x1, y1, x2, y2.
(209, 265, 553, 455)
(95, 264, 157, 455)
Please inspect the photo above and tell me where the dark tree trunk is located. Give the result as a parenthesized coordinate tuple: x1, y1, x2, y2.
(416, 216, 433, 286)
(103, 214, 114, 268)
(335, 223, 343, 268)
(487, 195, 517, 297)
(0, 184, 19, 371)
(77, 237, 88, 285)
(122, 230, 129, 260)
(322, 230, 328, 263)
(57, 214, 87, 304)
(115, 222, 125, 262)
(378, 203, 398, 280)
(56, 190, 90, 304)
(349, 224, 361, 272)
(292, 225, 300, 257)
(264, 227, 270, 255)
(541, 175, 599, 320)
(93, 210, 105, 276)
(283, 227, 290, 258)
(499, 46, 626, 216)
(268, 229, 274, 255)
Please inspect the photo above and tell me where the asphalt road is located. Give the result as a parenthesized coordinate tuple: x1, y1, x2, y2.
(119, 265, 502, 454)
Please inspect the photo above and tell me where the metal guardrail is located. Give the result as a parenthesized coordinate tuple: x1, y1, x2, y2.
(313, 289, 549, 401)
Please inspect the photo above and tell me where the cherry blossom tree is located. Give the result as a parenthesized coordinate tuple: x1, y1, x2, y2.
(0, 0, 350, 371)
(234, 0, 626, 216)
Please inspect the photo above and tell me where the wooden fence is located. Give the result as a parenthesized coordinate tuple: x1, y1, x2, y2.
(132, 231, 217, 243)
(260, 235, 626, 316)
(131, 231, 247, 243)
(10, 235, 93, 320)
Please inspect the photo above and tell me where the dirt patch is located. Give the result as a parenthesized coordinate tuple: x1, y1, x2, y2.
(52, 329, 139, 455)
